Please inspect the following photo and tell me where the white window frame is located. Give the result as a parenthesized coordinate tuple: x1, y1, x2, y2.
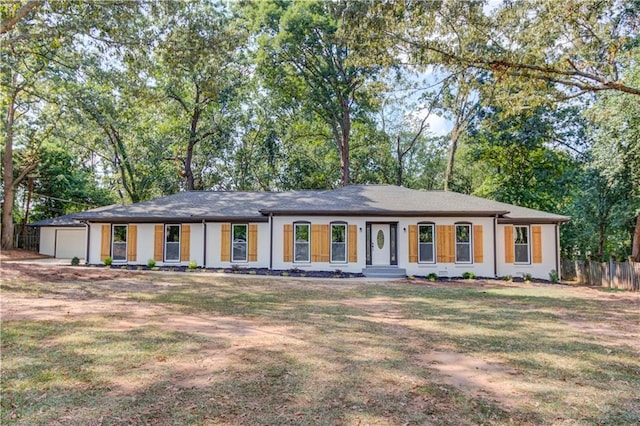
(330, 223, 347, 263)
(418, 223, 435, 263)
(112, 224, 128, 263)
(164, 224, 181, 263)
(294, 222, 310, 263)
(514, 225, 531, 264)
(455, 223, 472, 264)
(232, 224, 248, 263)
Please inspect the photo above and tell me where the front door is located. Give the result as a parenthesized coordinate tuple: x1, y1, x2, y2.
(371, 224, 390, 265)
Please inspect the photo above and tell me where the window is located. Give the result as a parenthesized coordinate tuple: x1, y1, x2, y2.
(455, 224, 472, 263)
(294, 223, 310, 262)
(165, 225, 180, 262)
(331, 223, 347, 263)
(232, 224, 248, 262)
(418, 224, 435, 263)
(112, 225, 127, 262)
(514, 226, 530, 263)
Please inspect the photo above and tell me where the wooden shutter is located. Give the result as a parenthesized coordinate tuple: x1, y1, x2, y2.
(532, 225, 542, 263)
(248, 224, 258, 262)
(504, 225, 514, 263)
(348, 224, 357, 263)
(311, 225, 330, 262)
(154, 225, 164, 261)
(283, 224, 293, 262)
(221, 223, 231, 262)
(320, 225, 330, 262)
(180, 225, 191, 261)
(436, 225, 455, 263)
(127, 225, 137, 262)
(408, 225, 418, 263)
(473, 225, 483, 263)
(100, 225, 111, 261)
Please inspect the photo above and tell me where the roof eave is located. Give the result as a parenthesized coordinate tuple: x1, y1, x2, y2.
(259, 209, 510, 217)
(78, 215, 269, 223)
(497, 217, 570, 224)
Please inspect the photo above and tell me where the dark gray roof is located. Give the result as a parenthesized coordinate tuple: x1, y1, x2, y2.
(29, 213, 84, 227)
(30, 205, 119, 227)
(73, 192, 285, 222)
(72, 185, 569, 223)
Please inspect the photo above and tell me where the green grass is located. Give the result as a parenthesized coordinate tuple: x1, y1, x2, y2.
(2, 271, 639, 425)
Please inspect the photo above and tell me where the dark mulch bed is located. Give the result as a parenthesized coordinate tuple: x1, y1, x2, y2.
(90, 264, 365, 279)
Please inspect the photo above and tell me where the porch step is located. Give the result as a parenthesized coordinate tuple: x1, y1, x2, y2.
(362, 266, 407, 278)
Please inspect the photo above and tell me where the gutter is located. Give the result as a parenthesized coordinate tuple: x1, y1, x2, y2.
(493, 215, 498, 278)
(82, 221, 90, 264)
(555, 223, 561, 281)
(202, 219, 207, 268)
(269, 213, 273, 270)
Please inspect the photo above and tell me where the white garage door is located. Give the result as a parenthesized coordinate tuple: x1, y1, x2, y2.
(55, 229, 86, 259)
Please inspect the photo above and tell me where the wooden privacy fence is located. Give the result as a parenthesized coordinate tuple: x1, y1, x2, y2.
(561, 259, 640, 291)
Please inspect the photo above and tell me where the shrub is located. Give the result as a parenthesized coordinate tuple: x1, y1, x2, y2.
(427, 272, 438, 281)
(104, 257, 112, 266)
(70, 257, 80, 266)
(549, 270, 559, 283)
(502, 275, 512, 282)
(524, 273, 532, 282)
(147, 259, 156, 268)
(462, 272, 475, 280)
(188, 260, 197, 270)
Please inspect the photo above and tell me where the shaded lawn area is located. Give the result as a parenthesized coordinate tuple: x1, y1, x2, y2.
(1, 265, 639, 425)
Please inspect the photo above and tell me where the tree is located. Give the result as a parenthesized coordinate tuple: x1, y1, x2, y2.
(253, 0, 380, 187)
(154, 1, 246, 191)
(351, 0, 640, 99)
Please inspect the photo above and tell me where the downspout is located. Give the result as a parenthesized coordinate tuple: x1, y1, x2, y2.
(84, 221, 90, 265)
(555, 223, 560, 281)
(493, 215, 498, 278)
(269, 213, 273, 270)
(202, 219, 207, 268)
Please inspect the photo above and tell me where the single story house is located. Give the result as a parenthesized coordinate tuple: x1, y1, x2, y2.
(55, 185, 568, 279)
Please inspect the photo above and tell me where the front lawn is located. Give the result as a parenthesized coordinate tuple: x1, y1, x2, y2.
(2, 264, 639, 425)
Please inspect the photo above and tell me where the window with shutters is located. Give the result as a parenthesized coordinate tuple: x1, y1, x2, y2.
(330, 223, 347, 263)
(418, 224, 435, 263)
(112, 225, 127, 262)
(232, 224, 248, 262)
(294, 223, 310, 262)
(165, 225, 181, 262)
(455, 223, 472, 263)
(514, 225, 530, 264)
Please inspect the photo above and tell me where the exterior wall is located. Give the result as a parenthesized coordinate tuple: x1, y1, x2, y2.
(39, 227, 86, 258)
(272, 216, 497, 277)
(86, 218, 561, 278)
(496, 223, 558, 280)
(205, 222, 270, 269)
(88, 222, 205, 266)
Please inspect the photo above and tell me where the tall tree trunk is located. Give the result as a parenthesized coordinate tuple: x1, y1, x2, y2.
(1, 89, 17, 250)
(396, 135, 403, 186)
(632, 214, 640, 262)
(444, 126, 462, 191)
(339, 101, 351, 187)
(598, 223, 606, 261)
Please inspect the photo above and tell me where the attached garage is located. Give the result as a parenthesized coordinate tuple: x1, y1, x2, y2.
(30, 214, 87, 259)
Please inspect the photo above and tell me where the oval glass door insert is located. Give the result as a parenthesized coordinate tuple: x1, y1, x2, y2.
(376, 229, 385, 249)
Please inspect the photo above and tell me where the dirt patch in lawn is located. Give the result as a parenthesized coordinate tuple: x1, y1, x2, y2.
(1, 262, 142, 283)
(0, 249, 48, 261)
(420, 351, 526, 406)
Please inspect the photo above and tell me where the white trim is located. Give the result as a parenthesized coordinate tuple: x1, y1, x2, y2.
(293, 222, 311, 263)
(164, 224, 181, 263)
(455, 223, 472, 264)
(330, 222, 347, 264)
(112, 224, 128, 263)
(514, 225, 531, 264)
(418, 223, 435, 264)
(231, 224, 248, 263)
